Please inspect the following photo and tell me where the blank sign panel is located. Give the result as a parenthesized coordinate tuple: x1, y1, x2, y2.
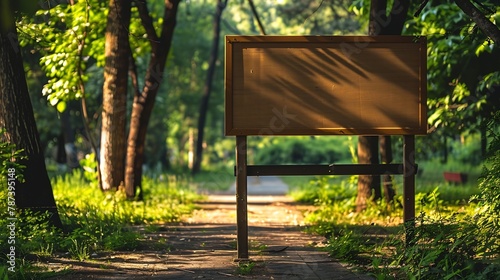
(225, 36, 427, 136)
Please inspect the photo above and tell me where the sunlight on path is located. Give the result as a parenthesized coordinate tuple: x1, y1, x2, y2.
(190, 175, 307, 225)
(226, 176, 290, 195)
(187, 194, 309, 226)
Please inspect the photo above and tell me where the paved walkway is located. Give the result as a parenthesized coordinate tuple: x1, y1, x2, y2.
(182, 176, 374, 279)
(227, 176, 290, 195)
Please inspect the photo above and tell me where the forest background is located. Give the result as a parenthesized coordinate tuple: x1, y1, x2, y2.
(10, 0, 500, 197)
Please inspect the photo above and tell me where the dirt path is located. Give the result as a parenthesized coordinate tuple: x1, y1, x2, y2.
(40, 178, 373, 279)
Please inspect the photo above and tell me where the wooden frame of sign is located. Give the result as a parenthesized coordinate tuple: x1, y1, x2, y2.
(225, 35, 427, 260)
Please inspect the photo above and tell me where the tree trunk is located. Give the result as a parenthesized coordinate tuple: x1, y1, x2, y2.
(61, 107, 79, 169)
(124, 0, 180, 199)
(380, 135, 395, 203)
(192, 0, 228, 175)
(356, 0, 410, 212)
(100, 0, 131, 191)
(0, 18, 62, 228)
(356, 136, 381, 212)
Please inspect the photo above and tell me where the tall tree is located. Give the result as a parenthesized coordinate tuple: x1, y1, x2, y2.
(192, 0, 228, 175)
(17, 0, 182, 198)
(0, 5, 62, 228)
(356, 0, 410, 212)
(124, 0, 181, 198)
(100, 0, 132, 191)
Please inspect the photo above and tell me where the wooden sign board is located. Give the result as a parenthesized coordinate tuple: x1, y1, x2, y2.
(225, 36, 427, 136)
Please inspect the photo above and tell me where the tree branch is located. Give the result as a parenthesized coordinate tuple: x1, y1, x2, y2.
(133, 0, 159, 43)
(75, 0, 103, 190)
(156, 0, 179, 61)
(455, 0, 500, 44)
(128, 45, 141, 97)
(247, 0, 266, 35)
(414, 0, 430, 17)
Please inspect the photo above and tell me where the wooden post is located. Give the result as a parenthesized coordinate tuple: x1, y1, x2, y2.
(235, 136, 249, 260)
(403, 135, 416, 245)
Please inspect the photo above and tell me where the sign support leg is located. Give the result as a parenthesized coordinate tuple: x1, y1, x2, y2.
(403, 135, 416, 246)
(236, 136, 249, 260)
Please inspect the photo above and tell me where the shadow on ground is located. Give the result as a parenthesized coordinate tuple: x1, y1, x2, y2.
(39, 178, 374, 279)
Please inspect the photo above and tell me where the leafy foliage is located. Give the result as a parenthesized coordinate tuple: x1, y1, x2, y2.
(274, 0, 361, 35)
(17, 1, 158, 110)
(407, 0, 500, 133)
(385, 211, 499, 280)
(253, 136, 352, 165)
(472, 111, 500, 258)
(18, 1, 107, 110)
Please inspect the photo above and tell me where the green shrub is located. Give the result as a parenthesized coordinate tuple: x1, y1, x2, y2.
(290, 176, 357, 205)
(471, 112, 500, 259)
(236, 261, 256, 275)
(325, 229, 366, 262)
(381, 210, 499, 280)
(393, 214, 479, 279)
(103, 230, 140, 251)
(253, 136, 351, 165)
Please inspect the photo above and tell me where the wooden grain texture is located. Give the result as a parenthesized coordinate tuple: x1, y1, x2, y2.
(225, 36, 427, 136)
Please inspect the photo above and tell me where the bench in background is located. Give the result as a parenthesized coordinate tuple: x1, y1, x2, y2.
(443, 172, 468, 184)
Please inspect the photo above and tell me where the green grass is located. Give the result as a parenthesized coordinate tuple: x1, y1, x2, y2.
(401, 158, 481, 202)
(190, 165, 235, 192)
(288, 159, 499, 280)
(153, 165, 235, 193)
(236, 261, 256, 275)
(286, 159, 482, 205)
(0, 170, 200, 279)
(53, 170, 200, 224)
(418, 158, 481, 183)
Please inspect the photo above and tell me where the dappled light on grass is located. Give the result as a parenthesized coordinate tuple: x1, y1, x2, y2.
(52, 170, 201, 224)
(304, 196, 403, 228)
(0, 170, 200, 278)
(290, 172, 499, 279)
